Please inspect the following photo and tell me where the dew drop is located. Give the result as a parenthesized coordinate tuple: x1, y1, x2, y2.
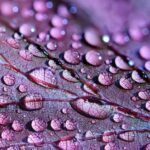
(115, 56, 131, 70)
(0, 26, 6, 33)
(108, 66, 118, 74)
(12, 120, 24, 132)
(28, 44, 45, 58)
(22, 93, 43, 110)
(112, 33, 129, 45)
(104, 143, 117, 150)
(72, 33, 81, 41)
(0, 94, 11, 107)
(131, 70, 146, 83)
(47, 60, 58, 69)
(62, 70, 78, 82)
(138, 90, 150, 100)
(98, 72, 113, 86)
(139, 45, 150, 60)
(19, 23, 36, 37)
(71, 99, 112, 119)
(64, 49, 81, 65)
(46, 41, 58, 51)
(31, 118, 47, 132)
(0, 113, 9, 125)
(145, 101, 150, 111)
(18, 84, 27, 93)
(71, 41, 82, 49)
(112, 113, 124, 123)
(2, 74, 15, 86)
(27, 133, 44, 146)
(1, 129, 14, 141)
(85, 130, 94, 138)
(61, 108, 68, 114)
(57, 5, 70, 18)
(38, 32, 50, 42)
(102, 131, 116, 143)
(102, 35, 110, 43)
(145, 61, 150, 72)
(64, 120, 76, 131)
(50, 119, 61, 131)
(118, 131, 135, 142)
(33, 0, 47, 12)
(83, 84, 96, 95)
(19, 49, 32, 61)
(84, 27, 101, 47)
(119, 77, 133, 90)
(28, 67, 57, 88)
(50, 27, 66, 40)
(85, 50, 102, 66)
(6, 37, 20, 49)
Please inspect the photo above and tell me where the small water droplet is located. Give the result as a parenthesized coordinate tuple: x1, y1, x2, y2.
(33, 0, 47, 12)
(108, 66, 118, 74)
(145, 101, 150, 111)
(102, 34, 110, 43)
(18, 84, 27, 93)
(64, 49, 81, 65)
(47, 60, 58, 69)
(119, 77, 133, 90)
(131, 70, 146, 83)
(22, 93, 43, 110)
(46, 41, 58, 51)
(62, 70, 78, 82)
(112, 33, 129, 45)
(64, 120, 76, 131)
(138, 90, 150, 100)
(61, 108, 68, 114)
(19, 49, 32, 61)
(0, 94, 11, 107)
(0, 113, 9, 125)
(72, 33, 81, 41)
(145, 61, 150, 72)
(104, 143, 117, 150)
(71, 41, 82, 49)
(102, 131, 116, 143)
(85, 130, 94, 138)
(50, 119, 61, 131)
(85, 50, 102, 66)
(31, 118, 47, 132)
(2, 74, 15, 86)
(6, 37, 20, 49)
(0, 26, 6, 33)
(139, 45, 150, 60)
(12, 120, 24, 132)
(1, 129, 14, 141)
(112, 113, 124, 123)
(98, 72, 113, 86)
(118, 131, 135, 142)
(84, 27, 101, 47)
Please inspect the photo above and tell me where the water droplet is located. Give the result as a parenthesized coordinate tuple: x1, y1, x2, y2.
(145, 101, 150, 111)
(57, 5, 70, 18)
(61, 108, 68, 114)
(19, 49, 32, 61)
(145, 61, 150, 72)
(0, 26, 6, 33)
(131, 70, 146, 83)
(85, 50, 102, 66)
(22, 93, 43, 110)
(13, 32, 22, 40)
(112, 33, 129, 45)
(18, 84, 27, 93)
(118, 131, 135, 142)
(104, 143, 117, 150)
(98, 72, 113, 86)
(2, 74, 15, 86)
(38, 32, 50, 42)
(145, 144, 150, 150)
(102, 34, 110, 43)
(35, 13, 48, 21)
(64, 120, 76, 131)
(19, 23, 36, 37)
(47, 60, 58, 69)
(31, 118, 47, 132)
(72, 33, 81, 41)
(84, 27, 101, 47)
(12, 120, 24, 132)
(1, 129, 14, 141)
(46, 41, 58, 51)
(71, 99, 112, 119)
(85, 130, 94, 138)
(138, 90, 150, 100)
(0, 94, 11, 107)
(112, 113, 124, 123)
(51, 15, 68, 28)
(28, 67, 57, 88)
(27, 133, 43, 146)
(62, 70, 78, 82)
(28, 44, 45, 58)
(102, 131, 116, 143)
(33, 0, 47, 12)
(50, 27, 66, 40)
(108, 66, 118, 74)
(6, 37, 20, 49)
(121, 123, 128, 130)
(7, 146, 19, 150)
(119, 77, 133, 90)
(50, 119, 61, 131)
(115, 56, 131, 70)
(58, 139, 79, 150)
(0, 113, 9, 125)
(139, 45, 150, 60)
(71, 41, 82, 49)
(64, 49, 81, 65)
(83, 84, 95, 95)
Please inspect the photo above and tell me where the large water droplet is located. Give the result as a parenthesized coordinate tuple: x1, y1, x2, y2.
(19, 23, 36, 37)
(71, 98, 112, 119)
(12, 120, 24, 132)
(119, 77, 133, 90)
(115, 56, 131, 70)
(31, 118, 47, 132)
(118, 131, 135, 142)
(131, 70, 146, 83)
(98, 72, 113, 86)
(2, 74, 15, 86)
(28, 67, 57, 88)
(64, 49, 81, 65)
(62, 70, 78, 82)
(22, 93, 43, 110)
(139, 45, 150, 60)
(85, 50, 102, 66)
(1, 129, 14, 141)
(84, 27, 101, 47)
